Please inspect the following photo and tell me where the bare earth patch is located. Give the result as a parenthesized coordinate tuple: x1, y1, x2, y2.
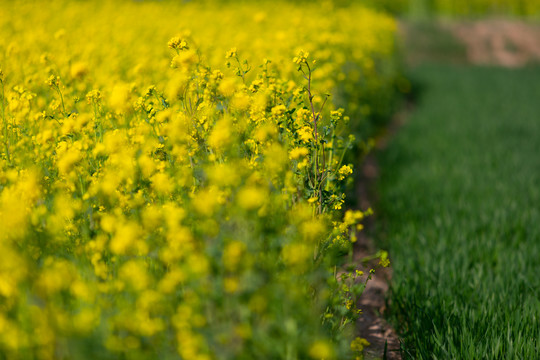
(354, 111, 408, 360)
(447, 20, 540, 67)
(400, 19, 540, 67)
(354, 217, 401, 360)
(430, 19, 540, 67)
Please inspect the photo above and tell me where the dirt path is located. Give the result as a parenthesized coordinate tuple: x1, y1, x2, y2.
(354, 109, 410, 360)
(448, 19, 540, 67)
(354, 175, 401, 360)
(402, 19, 540, 67)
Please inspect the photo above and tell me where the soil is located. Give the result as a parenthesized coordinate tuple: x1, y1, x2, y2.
(401, 18, 540, 67)
(447, 19, 540, 67)
(353, 109, 409, 360)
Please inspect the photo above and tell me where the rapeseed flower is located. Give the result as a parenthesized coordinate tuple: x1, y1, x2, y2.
(0, 1, 398, 358)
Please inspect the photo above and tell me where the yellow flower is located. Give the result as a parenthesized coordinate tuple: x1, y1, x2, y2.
(218, 77, 238, 97)
(119, 260, 149, 291)
(237, 186, 266, 210)
(170, 50, 197, 69)
(225, 47, 237, 59)
(379, 250, 390, 268)
(70, 61, 89, 79)
(289, 147, 309, 160)
(271, 104, 287, 116)
(301, 219, 325, 241)
(168, 36, 188, 51)
(309, 340, 334, 359)
(298, 126, 314, 143)
(158, 268, 186, 294)
(350, 337, 370, 352)
(207, 163, 241, 187)
(293, 49, 309, 65)
(230, 92, 251, 111)
(109, 222, 144, 255)
(224, 277, 239, 293)
(208, 116, 232, 150)
(38, 259, 76, 294)
(282, 243, 310, 268)
(72, 309, 100, 334)
(151, 172, 174, 195)
(46, 74, 60, 87)
(338, 164, 353, 180)
(109, 83, 131, 113)
(223, 241, 246, 271)
(192, 187, 220, 217)
(57, 148, 82, 175)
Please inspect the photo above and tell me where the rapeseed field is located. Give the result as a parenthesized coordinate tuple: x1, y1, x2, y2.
(0, 1, 399, 359)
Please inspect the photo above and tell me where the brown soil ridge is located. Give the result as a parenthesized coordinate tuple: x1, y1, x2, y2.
(353, 110, 408, 360)
(445, 19, 540, 67)
(400, 19, 540, 68)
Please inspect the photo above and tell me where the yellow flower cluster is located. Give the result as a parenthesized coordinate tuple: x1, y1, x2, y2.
(0, 1, 397, 359)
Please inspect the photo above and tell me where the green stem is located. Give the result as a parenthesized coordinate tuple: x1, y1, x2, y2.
(78, 171, 86, 197)
(306, 63, 322, 214)
(57, 87, 67, 116)
(336, 137, 352, 172)
(93, 103, 103, 142)
(1, 79, 10, 164)
(234, 56, 249, 83)
(326, 130, 336, 190)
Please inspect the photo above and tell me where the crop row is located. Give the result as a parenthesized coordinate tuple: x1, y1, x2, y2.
(0, 1, 398, 359)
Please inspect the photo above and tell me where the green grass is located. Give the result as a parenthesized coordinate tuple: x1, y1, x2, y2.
(376, 65, 540, 359)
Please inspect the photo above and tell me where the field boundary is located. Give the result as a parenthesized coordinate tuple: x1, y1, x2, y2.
(353, 104, 412, 360)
